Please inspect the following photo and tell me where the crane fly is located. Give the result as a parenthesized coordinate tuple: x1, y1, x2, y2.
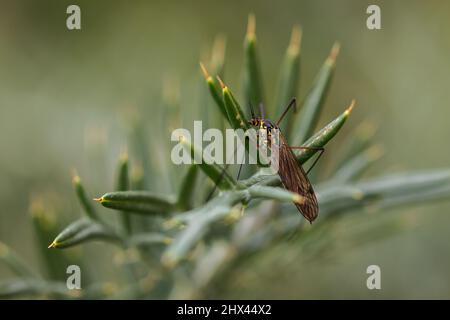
(248, 98, 324, 223)
(208, 98, 324, 223)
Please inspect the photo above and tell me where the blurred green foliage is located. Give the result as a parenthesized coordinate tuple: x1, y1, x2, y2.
(1, 0, 450, 299)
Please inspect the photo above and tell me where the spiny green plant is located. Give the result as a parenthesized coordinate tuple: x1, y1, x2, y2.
(2, 15, 450, 299)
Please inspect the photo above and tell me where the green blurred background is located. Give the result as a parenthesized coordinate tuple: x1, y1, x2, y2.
(1, 0, 450, 298)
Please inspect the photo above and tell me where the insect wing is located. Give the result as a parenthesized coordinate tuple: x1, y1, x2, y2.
(277, 134, 319, 222)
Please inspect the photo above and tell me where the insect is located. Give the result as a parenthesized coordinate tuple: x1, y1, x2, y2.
(248, 98, 324, 223)
(207, 98, 323, 223)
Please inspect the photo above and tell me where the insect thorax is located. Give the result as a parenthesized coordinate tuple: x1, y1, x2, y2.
(248, 118, 280, 148)
(249, 118, 277, 130)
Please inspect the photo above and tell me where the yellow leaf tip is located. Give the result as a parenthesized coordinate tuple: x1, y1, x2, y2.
(289, 25, 302, 49)
(119, 150, 128, 163)
(247, 13, 256, 36)
(93, 197, 103, 203)
(72, 174, 81, 185)
(329, 42, 341, 62)
(199, 62, 210, 80)
(216, 76, 226, 89)
(345, 100, 356, 116)
(48, 241, 57, 249)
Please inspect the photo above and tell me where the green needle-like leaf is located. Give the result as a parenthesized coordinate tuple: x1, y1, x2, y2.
(200, 62, 228, 121)
(95, 191, 176, 214)
(199, 36, 227, 133)
(179, 134, 237, 190)
(177, 165, 199, 211)
(48, 218, 121, 249)
(162, 184, 304, 268)
(116, 152, 132, 235)
(219, 78, 250, 130)
(317, 169, 450, 217)
(30, 199, 75, 280)
(127, 233, 173, 247)
(241, 101, 355, 189)
(73, 174, 100, 221)
(330, 145, 384, 183)
(244, 14, 265, 112)
(295, 100, 355, 164)
(0, 279, 76, 299)
(125, 107, 152, 190)
(291, 42, 340, 146)
(162, 192, 245, 268)
(274, 25, 301, 135)
(335, 121, 377, 170)
(0, 242, 37, 279)
(130, 164, 145, 190)
(117, 153, 130, 191)
(218, 79, 256, 179)
(247, 185, 304, 204)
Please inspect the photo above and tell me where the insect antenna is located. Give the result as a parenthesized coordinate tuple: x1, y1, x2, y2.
(205, 145, 243, 201)
(288, 145, 325, 175)
(205, 163, 230, 201)
(276, 97, 296, 126)
(248, 100, 256, 119)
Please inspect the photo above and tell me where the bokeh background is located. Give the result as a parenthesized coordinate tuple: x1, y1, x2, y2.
(1, 0, 450, 299)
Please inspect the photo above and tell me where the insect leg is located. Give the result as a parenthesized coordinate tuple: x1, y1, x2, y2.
(205, 143, 242, 201)
(205, 163, 230, 201)
(288, 146, 325, 175)
(234, 132, 249, 181)
(237, 163, 244, 180)
(248, 100, 256, 119)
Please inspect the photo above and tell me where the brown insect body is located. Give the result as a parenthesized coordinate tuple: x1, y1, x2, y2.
(278, 133, 318, 222)
(250, 117, 318, 223)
